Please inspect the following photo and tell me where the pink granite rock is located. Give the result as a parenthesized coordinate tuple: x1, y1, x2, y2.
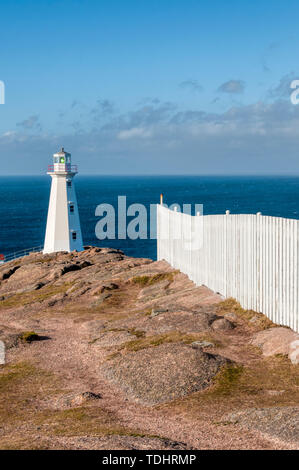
(212, 317, 234, 331)
(251, 327, 299, 364)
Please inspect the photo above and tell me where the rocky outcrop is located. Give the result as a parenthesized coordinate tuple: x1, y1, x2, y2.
(101, 343, 230, 405)
(53, 391, 102, 409)
(0, 265, 20, 281)
(211, 317, 235, 331)
(224, 407, 299, 445)
(59, 260, 92, 276)
(251, 327, 299, 364)
(0, 246, 298, 450)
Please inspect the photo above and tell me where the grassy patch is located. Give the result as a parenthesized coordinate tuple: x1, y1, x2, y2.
(217, 297, 275, 330)
(114, 331, 222, 354)
(73, 287, 140, 323)
(204, 355, 299, 403)
(95, 289, 131, 310)
(127, 328, 146, 338)
(32, 256, 54, 264)
(144, 309, 152, 316)
(37, 406, 145, 438)
(131, 272, 178, 287)
(107, 327, 127, 333)
(208, 364, 244, 397)
(163, 355, 299, 417)
(0, 360, 158, 448)
(0, 282, 74, 309)
(18, 331, 39, 343)
(0, 362, 60, 427)
(106, 327, 146, 338)
(0, 362, 51, 392)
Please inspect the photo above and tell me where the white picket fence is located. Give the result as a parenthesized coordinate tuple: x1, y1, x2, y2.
(157, 204, 299, 333)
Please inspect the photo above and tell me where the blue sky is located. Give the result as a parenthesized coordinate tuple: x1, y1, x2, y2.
(1, 0, 299, 174)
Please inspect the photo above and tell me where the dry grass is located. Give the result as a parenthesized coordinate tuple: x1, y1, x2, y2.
(106, 327, 146, 339)
(0, 362, 60, 428)
(163, 355, 299, 417)
(37, 407, 159, 439)
(217, 297, 276, 330)
(127, 328, 146, 338)
(18, 331, 39, 343)
(0, 361, 158, 449)
(130, 272, 178, 287)
(97, 289, 132, 309)
(108, 330, 222, 356)
(144, 309, 153, 316)
(58, 284, 139, 323)
(205, 364, 244, 397)
(205, 355, 299, 406)
(0, 282, 74, 309)
(32, 256, 54, 264)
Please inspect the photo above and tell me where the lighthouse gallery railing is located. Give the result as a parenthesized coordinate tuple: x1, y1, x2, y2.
(47, 164, 78, 173)
(1, 245, 44, 264)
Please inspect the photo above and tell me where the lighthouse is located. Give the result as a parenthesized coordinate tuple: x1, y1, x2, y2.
(43, 148, 84, 254)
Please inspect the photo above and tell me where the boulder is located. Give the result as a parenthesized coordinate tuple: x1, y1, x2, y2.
(53, 391, 102, 409)
(0, 265, 20, 281)
(90, 282, 118, 296)
(223, 406, 299, 445)
(191, 340, 214, 348)
(101, 342, 230, 405)
(212, 317, 234, 331)
(224, 312, 238, 322)
(46, 292, 67, 307)
(251, 327, 299, 364)
(59, 261, 92, 276)
(0, 325, 21, 349)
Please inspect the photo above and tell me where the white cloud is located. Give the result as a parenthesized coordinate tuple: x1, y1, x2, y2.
(117, 127, 152, 140)
(2, 130, 16, 137)
(3, 89, 299, 174)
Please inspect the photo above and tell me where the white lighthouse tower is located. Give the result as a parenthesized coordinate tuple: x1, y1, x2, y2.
(43, 148, 84, 254)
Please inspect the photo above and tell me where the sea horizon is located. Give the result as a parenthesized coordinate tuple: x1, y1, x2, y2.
(1, 175, 299, 260)
(2, 173, 299, 177)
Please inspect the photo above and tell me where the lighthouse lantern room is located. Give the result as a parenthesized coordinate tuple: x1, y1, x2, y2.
(43, 148, 84, 254)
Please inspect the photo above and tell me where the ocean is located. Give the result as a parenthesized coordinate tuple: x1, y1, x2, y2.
(1, 175, 299, 261)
